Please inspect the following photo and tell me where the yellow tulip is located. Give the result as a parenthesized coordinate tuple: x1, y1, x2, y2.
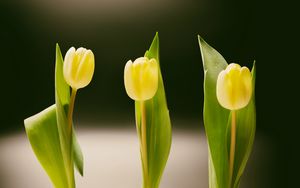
(124, 57, 158, 101)
(63, 47, 95, 90)
(216, 63, 252, 110)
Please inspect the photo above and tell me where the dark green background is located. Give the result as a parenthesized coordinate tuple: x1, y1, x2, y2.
(0, 0, 290, 187)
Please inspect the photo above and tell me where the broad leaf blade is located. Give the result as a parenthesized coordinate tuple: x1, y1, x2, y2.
(135, 33, 172, 188)
(199, 36, 230, 188)
(24, 105, 69, 188)
(55, 44, 75, 187)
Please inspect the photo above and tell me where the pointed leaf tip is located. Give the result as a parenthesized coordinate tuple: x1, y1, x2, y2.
(197, 35, 202, 43)
(146, 33, 160, 61)
(252, 60, 256, 71)
(197, 35, 207, 46)
(56, 43, 61, 53)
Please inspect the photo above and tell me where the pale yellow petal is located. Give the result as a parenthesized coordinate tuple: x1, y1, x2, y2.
(63, 47, 95, 90)
(216, 63, 252, 110)
(75, 50, 95, 89)
(226, 63, 241, 73)
(140, 58, 158, 100)
(217, 70, 233, 109)
(63, 47, 76, 87)
(238, 67, 252, 108)
(124, 60, 139, 100)
(124, 57, 158, 101)
(75, 47, 86, 62)
(134, 57, 148, 65)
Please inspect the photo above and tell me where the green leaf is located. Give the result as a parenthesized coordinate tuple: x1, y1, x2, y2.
(24, 44, 84, 188)
(55, 44, 84, 183)
(55, 44, 84, 177)
(198, 36, 256, 188)
(199, 36, 229, 188)
(24, 105, 69, 188)
(135, 32, 172, 188)
(24, 104, 84, 188)
(54, 43, 74, 188)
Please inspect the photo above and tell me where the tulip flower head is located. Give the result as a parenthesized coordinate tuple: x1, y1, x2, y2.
(216, 63, 252, 110)
(124, 57, 158, 101)
(63, 47, 95, 90)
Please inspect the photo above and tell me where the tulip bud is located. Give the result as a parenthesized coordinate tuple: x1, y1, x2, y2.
(124, 57, 158, 101)
(63, 47, 95, 90)
(216, 63, 252, 110)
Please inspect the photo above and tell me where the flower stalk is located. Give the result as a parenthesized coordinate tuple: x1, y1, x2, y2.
(229, 110, 236, 188)
(140, 101, 149, 188)
(67, 88, 77, 134)
(66, 88, 77, 188)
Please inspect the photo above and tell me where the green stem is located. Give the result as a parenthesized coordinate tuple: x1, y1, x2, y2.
(140, 101, 149, 188)
(229, 110, 236, 188)
(67, 88, 77, 188)
(68, 88, 77, 135)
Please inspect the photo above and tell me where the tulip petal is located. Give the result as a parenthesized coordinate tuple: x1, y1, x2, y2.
(63, 47, 95, 90)
(63, 47, 76, 87)
(217, 70, 232, 109)
(239, 67, 252, 108)
(124, 60, 139, 100)
(141, 58, 158, 100)
(124, 57, 158, 101)
(216, 63, 252, 110)
(226, 63, 241, 73)
(75, 50, 95, 89)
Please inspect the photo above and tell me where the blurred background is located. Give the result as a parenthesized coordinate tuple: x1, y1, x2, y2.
(0, 0, 289, 187)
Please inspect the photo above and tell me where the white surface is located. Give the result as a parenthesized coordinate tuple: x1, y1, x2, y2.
(0, 127, 208, 188)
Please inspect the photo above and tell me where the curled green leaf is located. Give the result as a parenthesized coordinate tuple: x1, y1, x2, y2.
(24, 105, 69, 188)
